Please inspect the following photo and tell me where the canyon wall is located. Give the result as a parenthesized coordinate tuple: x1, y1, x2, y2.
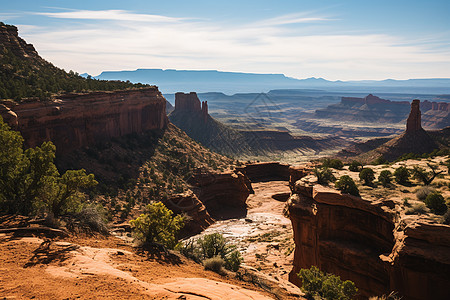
(0, 88, 168, 153)
(287, 176, 450, 299)
(174, 92, 208, 123)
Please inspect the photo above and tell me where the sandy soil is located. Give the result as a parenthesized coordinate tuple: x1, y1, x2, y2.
(0, 232, 276, 299)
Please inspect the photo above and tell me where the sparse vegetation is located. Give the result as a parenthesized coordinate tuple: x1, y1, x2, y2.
(181, 233, 242, 272)
(378, 170, 393, 187)
(298, 266, 357, 300)
(335, 175, 360, 196)
(405, 203, 429, 215)
(415, 186, 435, 201)
(424, 192, 447, 215)
(412, 164, 444, 185)
(314, 167, 336, 185)
(394, 166, 410, 185)
(359, 168, 375, 186)
(203, 256, 225, 273)
(372, 156, 387, 165)
(348, 161, 363, 172)
(130, 202, 185, 249)
(322, 158, 344, 170)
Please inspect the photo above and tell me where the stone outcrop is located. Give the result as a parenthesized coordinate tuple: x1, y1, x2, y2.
(0, 88, 168, 153)
(236, 162, 290, 182)
(406, 99, 422, 132)
(286, 176, 450, 299)
(187, 168, 252, 218)
(165, 191, 214, 236)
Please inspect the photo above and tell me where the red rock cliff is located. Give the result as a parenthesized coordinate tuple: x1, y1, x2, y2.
(287, 175, 450, 299)
(0, 87, 168, 153)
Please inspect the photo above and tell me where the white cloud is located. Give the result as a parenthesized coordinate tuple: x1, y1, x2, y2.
(18, 9, 450, 80)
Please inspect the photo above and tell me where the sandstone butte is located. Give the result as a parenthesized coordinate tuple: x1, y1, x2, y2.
(174, 92, 209, 123)
(0, 88, 168, 154)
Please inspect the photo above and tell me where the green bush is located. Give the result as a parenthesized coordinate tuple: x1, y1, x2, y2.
(322, 159, 344, 170)
(130, 202, 185, 249)
(0, 117, 97, 217)
(348, 161, 363, 172)
(394, 166, 410, 185)
(181, 233, 242, 272)
(424, 192, 448, 215)
(314, 168, 336, 185)
(335, 176, 360, 196)
(378, 170, 392, 187)
(359, 168, 375, 186)
(412, 164, 443, 185)
(298, 266, 357, 300)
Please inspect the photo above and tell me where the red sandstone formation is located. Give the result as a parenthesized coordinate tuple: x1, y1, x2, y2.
(187, 168, 252, 217)
(174, 92, 201, 112)
(406, 99, 422, 132)
(286, 175, 450, 299)
(0, 88, 168, 153)
(165, 191, 214, 235)
(174, 92, 208, 123)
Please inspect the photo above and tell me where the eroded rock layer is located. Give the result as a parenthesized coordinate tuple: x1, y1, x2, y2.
(0, 88, 168, 153)
(287, 176, 450, 299)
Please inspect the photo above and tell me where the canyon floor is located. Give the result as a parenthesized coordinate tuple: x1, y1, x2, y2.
(186, 181, 303, 298)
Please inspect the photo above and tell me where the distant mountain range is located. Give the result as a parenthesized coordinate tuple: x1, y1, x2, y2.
(93, 69, 450, 94)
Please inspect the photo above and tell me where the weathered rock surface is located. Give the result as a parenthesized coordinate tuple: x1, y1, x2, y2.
(165, 191, 214, 236)
(0, 23, 39, 59)
(0, 88, 168, 153)
(188, 168, 252, 218)
(286, 176, 450, 299)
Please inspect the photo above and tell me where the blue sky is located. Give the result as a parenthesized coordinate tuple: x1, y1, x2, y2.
(1, 0, 450, 80)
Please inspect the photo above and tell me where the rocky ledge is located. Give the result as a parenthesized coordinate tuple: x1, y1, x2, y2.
(286, 175, 450, 299)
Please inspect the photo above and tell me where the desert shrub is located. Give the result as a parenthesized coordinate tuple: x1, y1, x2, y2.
(446, 159, 450, 174)
(378, 170, 392, 187)
(335, 176, 360, 196)
(394, 166, 410, 185)
(130, 202, 185, 249)
(298, 266, 357, 300)
(224, 249, 243, 272)
(359, 168, 375, 186)
(424, 192, 447, 215)
(415, 186, 435, 201)
(412, 164, 443, 185)
(405, 203, 429, 215)
(369, 292, 402, 300)
(181, 233, 242, 271)
(314, 168, 336, 185)
(348, 161, 363, 172)
(64, 204, 109, 234)
(322, 158, 344, 170)
(203, 256, 225, 273)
